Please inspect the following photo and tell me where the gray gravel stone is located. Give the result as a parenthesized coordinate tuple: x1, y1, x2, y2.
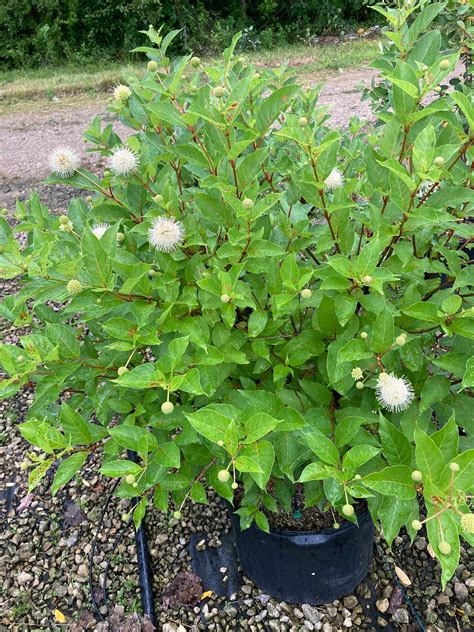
(392, 608, 409, 625)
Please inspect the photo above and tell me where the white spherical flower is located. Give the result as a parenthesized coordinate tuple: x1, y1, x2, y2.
(92, 223, 109, 239)
(376, 372, 415, 413)
(351, 367, 363, 380)
(149, 217, 184, 253)
(114, 84, 131, 101)
(49, 147, 80, 177)
(324, 167, 344, 190)
(109, 147, 139, 176)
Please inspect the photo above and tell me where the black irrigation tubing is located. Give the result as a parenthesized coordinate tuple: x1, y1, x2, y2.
(127, 450, 158, 628)
(89, 455, 157, 629)
(376, 542, 427, 632)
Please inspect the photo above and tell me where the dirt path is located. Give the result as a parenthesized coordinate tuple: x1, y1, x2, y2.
(0, 66, 376, 209)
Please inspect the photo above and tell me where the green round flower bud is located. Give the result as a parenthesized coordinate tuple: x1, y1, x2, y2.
(133, 482, 139, 488)
(333, 522, 340, 530)
(217, 469, 230, 483)
(254, 72, 260, 79)
(439, 59, 450, 70)
(153, 194, 164, 204)
(242, 198, 254, 210)
(20, 461, 29, 471)
(213, 86, 226, 98)
(117, 366, 128, 376)
(121, 513, 130, 522)
(67, 279, 83, 295)
(220, 294, 231, 303)
(360, 331, 368, 339)
(434, 156, 445, 167)
(103, 170, 111, 178)
(117, 232, 125, 242)
(355, 381, 364, 390)
(411, 470, 423, 482)
(190, 57, 201, 67)
(161, 401, 174, 415)
(217, 440, 224, 447)
(438, 540, 451, 555)
(342, 504, 354, 517)
(190, 85, 198, 94)
(17, 355, 24, 362)
(300, 288, 312, 299)
(362, 275, 373, 285)
(86, 195, 93, 203)
(460, 513, 474, 534)
(125, 474, 136, 485)
(147, 60, 158, 72)
(231, 481, 238, 490)
(412, 519, 423, 531)
(299, 116, 309, 127)
(173, 510, 182, 520)
(449, 462, 460, 472)
(433, 86, 441, 93)
(59, 215, 69, 225)
(396, 334, 407, 346)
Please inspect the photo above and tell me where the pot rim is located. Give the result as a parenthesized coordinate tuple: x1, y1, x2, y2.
(231, 506, 371, 537)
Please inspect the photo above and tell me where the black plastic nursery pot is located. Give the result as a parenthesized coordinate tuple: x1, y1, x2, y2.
(230, 510, 374, 605)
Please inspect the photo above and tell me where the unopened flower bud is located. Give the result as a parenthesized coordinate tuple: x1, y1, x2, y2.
(125, 474, 136, 485)
(20, 461, 29, 471)
(438, 540, 451, 555)
(342, 504, 354, 517)
(362, 275, 373, 285)
(147, 60, 158, 71)
(460, 513, 474, 534)
(59, 215, 69, 225)
(396, 334, 407, 346)
(360, 331, 368, 339)
(161, 401, 174, 415)
(439, 59, 450, 70)
(217, 440, 224, 447)
(190, 57, 201, 67)
(242, 198, 254, 210)
(217, 469, 230, 483)
(220, 294, 231, 303)
(434, 156, 445, 167)
(173, 510, 182, 520)
(356, 381, 364, 390)
(67, 279, 83, 295)
(213, 86, 226, 98)
(449, 462, 459, 472)
(190, 85, 198, 94)
(117, 366, 128, 376)
(412, 520, 422, 531)
(300, 288, 312, 299)
(433, 86, 441, 93)
(117, 232, 125, 242)
(231, 481, 238, 490)
(17, 355, 24, 362)
(153, 194, 164, 204)
(121, 513, 130, 522)
(299, 116, 309, 127)
(411, 470, 423, 482)
(86, 195, 93, 203)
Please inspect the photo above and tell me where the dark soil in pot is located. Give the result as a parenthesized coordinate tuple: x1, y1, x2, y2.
(231, 489, 374, 605)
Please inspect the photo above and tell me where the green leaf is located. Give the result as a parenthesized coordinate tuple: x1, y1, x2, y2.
(379, 414, 412, 466)
(248, 310, 268, 337)
(425, 504, 460, 589)
(235, 455, 263, 473)
(51, 452, 88, 495)
(28, 458, 54, 492)
(133, 497, 148, 529)
(100, 459, 143, 477)
(342, 445, 380, 472)
(185, 405, 235, 444)
(155, 441, 181, 468)
(306, 430, 340, 466)
(363, 465, 416, 499)
(402, 302, 440, 323)
(338, 339, 373, 362)
(371, 309, 394, 353)
(45, 323, 80, 359)
(414, 428, 445, 486)
(255, 85, 300, 133)
(255, 510, 270, 533)
(377, 496, 418, 547)
(115, 364, 165, 389)
(108, 425, 158, 454)
(462, 357, 474, 389)
(243, 413, 279, 444)
(299, 462, 331, 482)
(419, 375, 451, 412)
(431, 416, 459, 463)
(240, 440, 274, 489)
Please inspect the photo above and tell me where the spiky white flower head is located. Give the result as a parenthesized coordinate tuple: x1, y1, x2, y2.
(109, 147, 139, 176)
(114, 84, 131, 101)
(92, 223, 109, 239)
(149, 217, 184, 253)
(49, 147, 80, 177)
(324, 168, 344, 190)
(375, 372, 415, 413)
(461, 513, 474, 534)
(351, 367, 363, 380)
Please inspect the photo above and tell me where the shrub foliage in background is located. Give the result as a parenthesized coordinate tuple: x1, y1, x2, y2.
(1, 0, 378, 69)
(0, 1, 473, 587)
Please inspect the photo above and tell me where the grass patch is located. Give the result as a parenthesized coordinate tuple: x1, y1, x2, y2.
(0, 39, 379, 105)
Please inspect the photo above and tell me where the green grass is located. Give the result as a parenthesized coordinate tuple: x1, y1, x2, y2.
(0, 39, 379, 105)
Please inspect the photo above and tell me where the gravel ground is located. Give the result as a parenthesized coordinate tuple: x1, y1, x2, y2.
(1, 68, 473, 631)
